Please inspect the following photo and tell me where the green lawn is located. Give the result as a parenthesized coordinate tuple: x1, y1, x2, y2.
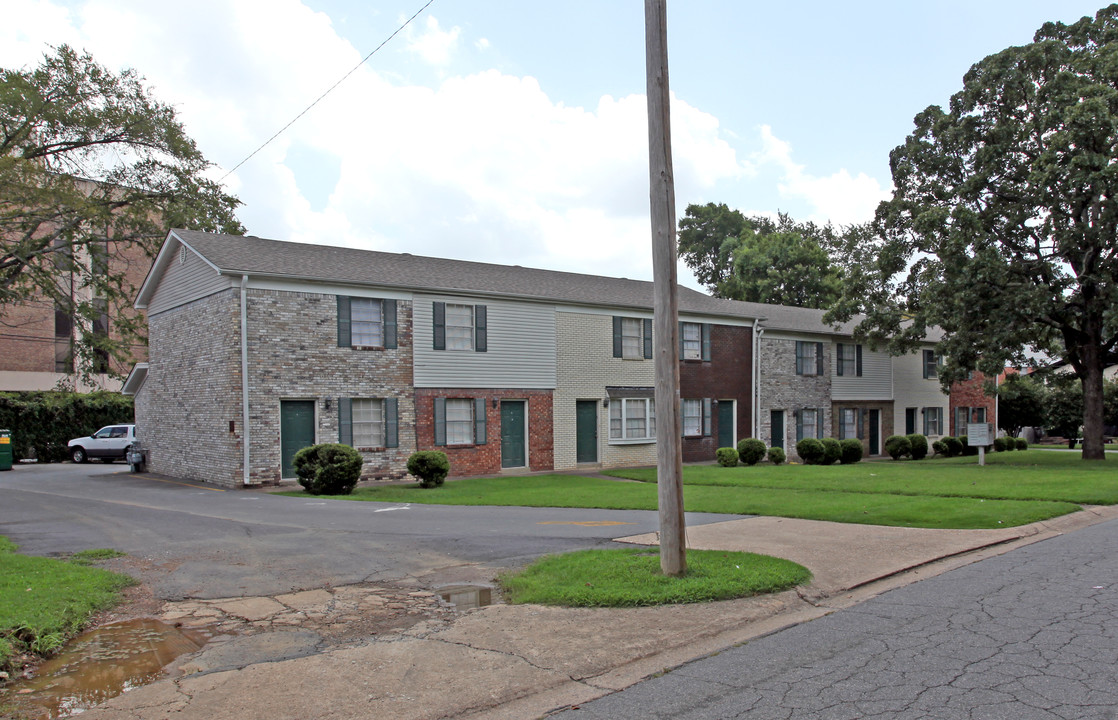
(0, 537, 134, 672)
(276, 450, 1096, 530)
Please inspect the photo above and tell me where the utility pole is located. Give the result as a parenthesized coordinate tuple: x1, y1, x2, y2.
(645, 0, 686, 576)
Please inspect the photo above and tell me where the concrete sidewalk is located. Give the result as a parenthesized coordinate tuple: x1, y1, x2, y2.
(79, 505, 1118, 720)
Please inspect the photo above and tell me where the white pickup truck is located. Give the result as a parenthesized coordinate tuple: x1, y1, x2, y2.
(68, 424, 136, 463)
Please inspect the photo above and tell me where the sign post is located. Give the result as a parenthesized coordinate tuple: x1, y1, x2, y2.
(967, 423, 993, 466)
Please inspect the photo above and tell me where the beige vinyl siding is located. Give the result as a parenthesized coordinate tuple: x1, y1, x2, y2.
(413, 294, 557, 389)
(147, 244, 234, 316)
(832, 345, 893, 401)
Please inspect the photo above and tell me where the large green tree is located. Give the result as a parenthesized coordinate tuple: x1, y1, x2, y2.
(994, 373, 1047, 438)
(1, 46, 243, 382)
(678, 203, 845, 309)
(826, 7, 1118, 460)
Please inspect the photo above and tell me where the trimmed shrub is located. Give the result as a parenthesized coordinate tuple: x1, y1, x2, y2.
(736, 438, 767, 466)
(839, 438, 863, 464)
(907, 433, 928, 460)
(1001, 436, 1016, 451)
(407, 450, 450, 488)
(943, 436, 964, 457)
(767, 446, 786, 465)
(884, 434, 911, 460)
(992, 436, 1008, 452)
(820, 438, 841, 465)
(716, 447, 739, 467)
(795, 438, 826, 465)
(1015, 437, 1029, 451)
(960, 436, 979, 456)
(294, 444, 363, 495)
(932, 439, 947, 456)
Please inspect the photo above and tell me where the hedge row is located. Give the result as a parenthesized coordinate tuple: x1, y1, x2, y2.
(0, 391, 134, 463)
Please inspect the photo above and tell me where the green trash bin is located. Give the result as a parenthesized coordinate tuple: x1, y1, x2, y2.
(0, 429, 12, 471)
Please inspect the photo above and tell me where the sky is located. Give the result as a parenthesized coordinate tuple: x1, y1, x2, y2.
(2, 0, 1107, 291)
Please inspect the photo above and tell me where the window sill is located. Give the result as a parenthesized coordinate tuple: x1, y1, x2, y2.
(351, 345, 385, 351)
(355, 446, 387, 452)
(608, 438, 656, 445)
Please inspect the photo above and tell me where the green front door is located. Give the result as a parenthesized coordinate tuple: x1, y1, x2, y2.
(770, 410, 785, 450)
(576, 400, 598, 463)
(500, 401, 526, 469)
(280, 401, 316, 478)
(869, 409, 881, 456)
(717, 400, 735, 449)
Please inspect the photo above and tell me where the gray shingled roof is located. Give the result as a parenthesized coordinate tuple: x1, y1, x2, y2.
(166, 229, 878, 336)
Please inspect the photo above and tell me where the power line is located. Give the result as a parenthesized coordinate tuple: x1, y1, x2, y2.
(221, 0, 436, 181)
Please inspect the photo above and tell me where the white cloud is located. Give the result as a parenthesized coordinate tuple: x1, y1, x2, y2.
(405, 15, 460, 67)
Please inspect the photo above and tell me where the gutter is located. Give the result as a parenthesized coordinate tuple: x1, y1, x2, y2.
(240, 274, 251, 485)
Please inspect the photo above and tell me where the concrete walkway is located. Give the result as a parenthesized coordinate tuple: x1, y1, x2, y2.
(77, 505, 1118, 720)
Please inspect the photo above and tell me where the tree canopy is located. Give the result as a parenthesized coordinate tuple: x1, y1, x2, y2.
(678, 203, 846, 309)
(826, 7, 1118, 460)
(1, 45, 243, 382)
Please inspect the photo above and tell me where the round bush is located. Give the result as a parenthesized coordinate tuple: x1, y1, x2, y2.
(716, 447, 739, 467)
(907, 433, 928, 460)
(1001, 436, 1016, 451)
(736, 438, 767, 466)
(992, 436, 1008, 452)
(407, 450, 450, 488)
(795, 438, 825, 465)
(839, 438, 863, 464)
(767, 446, 786, 465)
(943, 436, 964, 457)
(1015, 437, 1029, 451)
(960, 436, 979, 456)
(932, 439, 947, 456)
(294, 443, 363, 496)
(884, 435, 911, 460)
(820, 438, 841, 465)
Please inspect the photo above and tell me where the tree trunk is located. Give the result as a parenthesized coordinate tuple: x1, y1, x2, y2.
(1080, 328, 1106, 461)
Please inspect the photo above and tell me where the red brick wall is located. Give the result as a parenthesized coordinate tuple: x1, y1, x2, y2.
(950, 373, 997, 435)
(414, 388, 554, 476)
(679, 324, 753, 462)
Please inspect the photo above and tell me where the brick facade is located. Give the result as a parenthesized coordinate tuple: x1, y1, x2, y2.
(758, 336, 832, 461)
(831, 400, 895, 457)
(414, 388, 554, 476)
(679, 324, 753, 462)
(950, 373, 997, 435)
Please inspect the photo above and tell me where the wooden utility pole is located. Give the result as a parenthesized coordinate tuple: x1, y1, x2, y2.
(645, 0, 686, 576)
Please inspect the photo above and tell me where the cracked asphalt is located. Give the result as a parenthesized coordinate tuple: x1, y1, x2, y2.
(552, 517, 1118, 719)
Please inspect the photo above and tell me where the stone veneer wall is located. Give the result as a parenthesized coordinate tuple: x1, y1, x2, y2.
(758, 336, 832, 461)
(244, 289, 415, 484)
(140, 289, 243, 486)
(414, 388, 554, 476)
(554, 311, 657, 470)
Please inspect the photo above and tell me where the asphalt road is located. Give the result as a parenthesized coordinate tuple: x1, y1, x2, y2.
(554, 517, 1118, 719)
(0, 463, 742, 599)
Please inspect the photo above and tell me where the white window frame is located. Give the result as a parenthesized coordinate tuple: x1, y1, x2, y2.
(445, 304, 475, 352)
(609, 398, 656, 443)
(682, 398, 702, 437)
(797, 408, 820, 441)
(621, 318, 643, 360)
(924, 407, 943, 436)
(839, 408, 857, 440)
(351, 398, 385, 448)
(445, 398, 474, 445)
(682, 322, 702, 361)
(837, 343, 857, 377)
(350, 298, 384, 348)
(796, 341, 819, 376)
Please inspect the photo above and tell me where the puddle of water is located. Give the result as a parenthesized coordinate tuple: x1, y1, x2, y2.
(437, 585, 495, 610)
(3, 619, 215, 719)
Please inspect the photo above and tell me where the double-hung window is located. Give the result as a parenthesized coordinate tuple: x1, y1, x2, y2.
(352, 399, 385, 447)
(445, 304, 474, 351)
(433, 302, 487, 352)
(609, 398, 656, 442)
(338, 397, 398, 448)
(923, 407, 943, 436)
(836, 343, 861, 377)
(681, 322, 701, 360)
(838, 408, 858, 440)
(682, 399, 702, 437)
(337, 296, 397, 349)
(795, 341, 824, 376)
(433, 397, 487, 446)
(922, 350, 940, 379)
(613, 317, 653, 359)
(796, 407, 823, 441)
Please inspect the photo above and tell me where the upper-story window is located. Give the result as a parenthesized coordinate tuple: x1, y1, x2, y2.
(922, 350, 941, 379)
(680, 322, 711, 361)
(337, 296, 397, 349)
(613, 317, 652, 360)
(433, 302, 487, 352)
(836, 343, 862, 377)
(795, 341, 824, 376)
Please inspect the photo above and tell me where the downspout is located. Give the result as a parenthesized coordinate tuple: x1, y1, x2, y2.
(753, 320, 765, 439)
(240, 275, 251, 485)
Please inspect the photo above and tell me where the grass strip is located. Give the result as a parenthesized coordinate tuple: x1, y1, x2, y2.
(0, 539, 134, 671)
(498, 547, 811, 607)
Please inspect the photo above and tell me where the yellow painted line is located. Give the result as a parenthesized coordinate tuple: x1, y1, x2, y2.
(126, 472, 226, 492)
(537, 520, 636, 527)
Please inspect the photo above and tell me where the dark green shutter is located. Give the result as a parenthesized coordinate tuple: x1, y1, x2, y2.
(701, 323, 711, 361)
(857, 408, 865, 440)
(816, 407, 824, 439)
(795, 341, 804, 375)
(678, 321, 684, 356)
(836, 344, 845, 376)
(702, 398, 712, 437)
(474, 397, 487, 445)
(384, 299, 397, 349)
(337, 296, 351, 347)
(475, 305, 487, 352)
(385, 398, 398, 448)
(643, 318, 653, 359)
(612, 317, 623, 358)
(794, 409, 802, 442)
(434, 398, 446, 446)
(856, 345, 863, 377)
(338, 397, 352, 446)
(433, 302, 446, 350)
(815, 342, 824, 376)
